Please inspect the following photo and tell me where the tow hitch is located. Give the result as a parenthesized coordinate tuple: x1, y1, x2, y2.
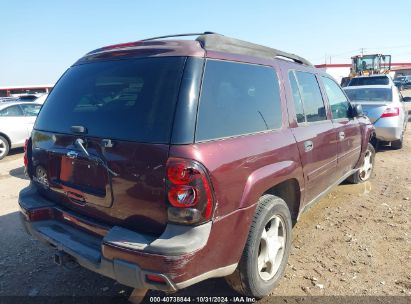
(54, 251, 79, 269)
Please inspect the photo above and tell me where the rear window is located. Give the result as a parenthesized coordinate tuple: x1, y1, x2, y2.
(35, 57, 186, 143)
(196, 60, 282, 141)
(344, 88, 393, 102)
(348, 76, 389, 86)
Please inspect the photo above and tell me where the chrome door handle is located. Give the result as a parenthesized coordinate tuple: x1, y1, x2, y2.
(304, 140, 314, 152)
(339, 131, 345, 140)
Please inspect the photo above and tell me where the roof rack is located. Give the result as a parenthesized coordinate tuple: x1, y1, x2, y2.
(141, 32, 217, 41)
(196, 34, 312, 66)
(139, 32, 312, 66)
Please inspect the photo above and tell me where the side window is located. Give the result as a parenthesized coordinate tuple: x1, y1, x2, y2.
(289, 72, 305, 123)
(20, 104, 42, 116)
(196, 60, 282, 141)
(0, 105, 24, 117)
(321, 77, 350, 119)
(294, 71, 327, 122)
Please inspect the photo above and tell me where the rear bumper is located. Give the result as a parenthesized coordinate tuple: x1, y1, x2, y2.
(374, 118, 404, 141)
(374, 125, 403, 141)
(19, 183, 240, 291)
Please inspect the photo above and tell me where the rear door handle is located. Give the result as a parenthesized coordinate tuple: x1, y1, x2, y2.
(304, 140, 314, 152)
(339, 131, 345, 140)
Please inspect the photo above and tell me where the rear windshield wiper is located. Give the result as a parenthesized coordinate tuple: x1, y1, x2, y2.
(74, 138, 119, 177)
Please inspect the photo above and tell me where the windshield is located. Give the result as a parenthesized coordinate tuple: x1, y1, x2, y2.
(344, 88, 392, 102)
(35, 57, 186, 143)
(348, 76, 389, 86)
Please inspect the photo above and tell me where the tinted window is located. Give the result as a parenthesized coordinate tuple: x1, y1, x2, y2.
(20, 104, 42, 116)
(289, 72, 305, 123)
(348, 76, 389, 86)
(35, 57, 185, 143)
(322, 77, 350, 119)
(0, 105, 23, 116)
(196, 60, 282, 141)
(294, 71, 326, 122)
(344, 88, 393, 102)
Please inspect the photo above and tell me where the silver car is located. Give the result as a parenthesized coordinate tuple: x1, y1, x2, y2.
(0, 102, 42, 159)
(344, 85, 408, 149)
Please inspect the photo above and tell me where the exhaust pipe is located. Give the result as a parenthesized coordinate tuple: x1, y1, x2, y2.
(54, 251, 79, 269)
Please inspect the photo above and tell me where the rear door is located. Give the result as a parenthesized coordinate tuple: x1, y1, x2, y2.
(0, 105, 27, 146)
(31, 57, 187, 235)
(287, 70, 338, 204)
(19, 103, 42, 136)
(320, 76, 361, 176)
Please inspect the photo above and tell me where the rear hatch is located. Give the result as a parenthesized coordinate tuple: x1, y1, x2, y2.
(31, 57, 187, 235)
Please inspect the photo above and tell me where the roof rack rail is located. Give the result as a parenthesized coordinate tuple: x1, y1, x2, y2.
(139, 32, 311, 66)
(196, 34, 312, 66)
(141, 32, 216, 41)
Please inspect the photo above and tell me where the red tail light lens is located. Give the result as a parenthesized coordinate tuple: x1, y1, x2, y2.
(23, 139, 29, 167)
(381, 107, 399, 118)
(166, 158, 214, 225)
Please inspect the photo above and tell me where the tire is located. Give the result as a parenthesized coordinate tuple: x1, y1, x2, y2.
(225, 195, 292, 298)
(0, 135, 10, 160)
(347, 143, 375, 184)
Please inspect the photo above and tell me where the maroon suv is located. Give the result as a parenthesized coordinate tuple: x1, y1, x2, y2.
(19, 33, 375, 298)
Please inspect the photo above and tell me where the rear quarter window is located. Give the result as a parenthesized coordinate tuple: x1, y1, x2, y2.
(196, 60, 282, 141)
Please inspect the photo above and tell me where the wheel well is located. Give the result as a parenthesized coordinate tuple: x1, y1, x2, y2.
(0, 132, 11, 147)
(263, 179, 301, 223)
(369, 131, 377, 148)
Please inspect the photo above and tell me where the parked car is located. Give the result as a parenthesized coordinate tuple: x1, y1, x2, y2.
(19, 33, 375, 299)
(0, 102, 42, 159)
(18, 94, 40, 102)
(347, 74, 394, 87)
(344, 85, 408, 149)
(394, 75, 411, 91)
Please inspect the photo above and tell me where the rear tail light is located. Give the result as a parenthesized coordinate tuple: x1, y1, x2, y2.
(23, 138, 29, 168)
(381, 107, 399, 118)
(166, 157, 214, 225)
(145, 274, 166, 285)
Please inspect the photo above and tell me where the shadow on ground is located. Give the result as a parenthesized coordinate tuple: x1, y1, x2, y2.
(0, 211, 237, 301)
(9, 166, 29, 180)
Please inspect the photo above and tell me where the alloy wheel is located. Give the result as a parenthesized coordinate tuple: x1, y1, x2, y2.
(257, 215, 286, 281)
(359, 149, 373, 181)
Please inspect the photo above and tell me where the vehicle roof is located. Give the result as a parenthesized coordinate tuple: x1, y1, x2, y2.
(344, 85, 392, 90)
(0, 102, 42, 110)
(76, 32, 312, 66)
(351, 74, 390, 79)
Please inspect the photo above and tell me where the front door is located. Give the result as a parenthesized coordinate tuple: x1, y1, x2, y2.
(288, 70, 339, 204)
(320, 76, 362, 176)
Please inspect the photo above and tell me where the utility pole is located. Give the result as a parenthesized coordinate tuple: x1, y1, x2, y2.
(361, 48, 364, 56)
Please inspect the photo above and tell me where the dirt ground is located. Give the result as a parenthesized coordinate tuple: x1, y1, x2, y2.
(0, 100, 410, 302)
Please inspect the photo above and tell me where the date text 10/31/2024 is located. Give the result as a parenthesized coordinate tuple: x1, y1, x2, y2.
(148, 296, 256, 303)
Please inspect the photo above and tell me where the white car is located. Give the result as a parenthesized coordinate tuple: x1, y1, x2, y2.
(347, 74, 395, 87)
(344, 85, 408, 149)
(0, 102, 42, 159)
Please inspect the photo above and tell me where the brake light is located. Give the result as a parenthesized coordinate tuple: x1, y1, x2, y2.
(23, 139, 29, 167)
(381, 107, 399, 118)
(145, 274, 166, 285)
(166, 158, 214, 225)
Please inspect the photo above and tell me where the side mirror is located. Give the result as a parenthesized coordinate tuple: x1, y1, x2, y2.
(351, 104, 364, 117)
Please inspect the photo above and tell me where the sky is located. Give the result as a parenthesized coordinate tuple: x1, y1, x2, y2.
(1, 0, 411, 86)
